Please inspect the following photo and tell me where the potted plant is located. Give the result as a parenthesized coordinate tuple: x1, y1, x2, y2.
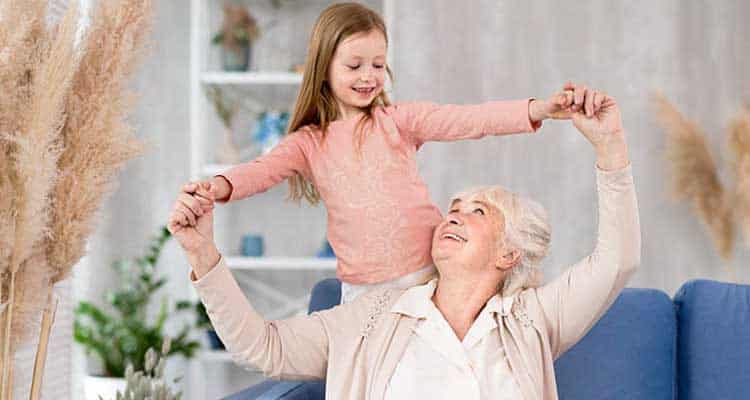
(212, 3, 260, 71)
(194, 301, 225, 350)
(74, 226, 200, 400)
(112, 338, 184, 400)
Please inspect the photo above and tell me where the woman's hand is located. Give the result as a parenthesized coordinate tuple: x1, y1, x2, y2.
(168, 181, 221, 277)
(566, 83, 629, 170)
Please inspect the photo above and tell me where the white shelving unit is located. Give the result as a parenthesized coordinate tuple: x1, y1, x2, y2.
(200, 71, 303, 85)
(188, 1, 390, 398)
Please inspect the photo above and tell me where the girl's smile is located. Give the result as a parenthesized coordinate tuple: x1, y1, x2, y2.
(327, 29, 387, 120)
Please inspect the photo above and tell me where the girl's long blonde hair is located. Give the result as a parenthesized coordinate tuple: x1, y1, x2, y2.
(287, 2, 393, 204)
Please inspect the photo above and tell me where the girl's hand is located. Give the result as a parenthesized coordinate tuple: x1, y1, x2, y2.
(181, 180, 218, 209)
(529, 88, 574, 122)
(209, 176, 232, 202)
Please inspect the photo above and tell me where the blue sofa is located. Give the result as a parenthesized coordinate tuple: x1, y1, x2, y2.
(225, 279, 750, 400)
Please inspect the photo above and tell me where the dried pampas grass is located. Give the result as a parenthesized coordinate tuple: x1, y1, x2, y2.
(46, 0, 151, 283)
(0, 0, 152, 397)
(729, 110, 750, 246)
(656, 93, 750, 266)
(654, 93, 734, 260)
(1, 0, 77, 394)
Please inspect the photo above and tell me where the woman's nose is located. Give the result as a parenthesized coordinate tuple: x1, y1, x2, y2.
(447, 214, 463, 226)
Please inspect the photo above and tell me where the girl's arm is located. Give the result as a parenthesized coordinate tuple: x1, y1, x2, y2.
(387, 99, 542, 148)
(213, 130, 313, 203)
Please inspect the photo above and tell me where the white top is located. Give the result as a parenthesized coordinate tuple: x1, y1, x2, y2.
(385, 279, 524, 400)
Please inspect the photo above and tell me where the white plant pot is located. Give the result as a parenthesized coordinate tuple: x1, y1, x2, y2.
(83, 375, 127, 400)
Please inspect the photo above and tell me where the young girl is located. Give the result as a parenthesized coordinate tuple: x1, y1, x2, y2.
(176, 2, 578, 303)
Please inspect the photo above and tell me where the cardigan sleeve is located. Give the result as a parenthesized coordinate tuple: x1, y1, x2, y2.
(386, 99, 541, 148)
(190, 257, 368, 380)
(532, 164, 641, 359)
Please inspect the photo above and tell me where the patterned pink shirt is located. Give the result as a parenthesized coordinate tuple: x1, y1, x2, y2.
(217, 100, 541, 284)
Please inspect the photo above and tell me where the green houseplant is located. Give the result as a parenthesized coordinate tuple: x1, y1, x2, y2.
(74, 226, 200, 380)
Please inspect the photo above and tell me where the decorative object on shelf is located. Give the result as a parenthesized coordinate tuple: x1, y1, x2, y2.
(252, 111, 290, 154)
(655, 93, 750, 276)
(241, 234, 265, 257)
(316, 239, 336, 258)
(194, 301, 225, 350)
(206, 86, 242, 164)
(269, 0, 304, 9)
(212, 3, 260, 71)
(74, 227, 200, 389)
(0, 0, 151, 397)
(110, 338, 184, 400)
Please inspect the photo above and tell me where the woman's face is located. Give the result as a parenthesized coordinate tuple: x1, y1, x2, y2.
(327, 29, 387, 119)
(431, 194, 510, 275)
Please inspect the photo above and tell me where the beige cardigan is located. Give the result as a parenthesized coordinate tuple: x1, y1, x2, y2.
(191, 165, 640, 400)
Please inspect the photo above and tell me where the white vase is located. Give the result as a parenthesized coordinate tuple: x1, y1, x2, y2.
(83, 375, 127, 400)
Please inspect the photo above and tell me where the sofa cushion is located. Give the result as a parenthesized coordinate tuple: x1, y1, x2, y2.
(222, 381, 324, 400)
(555, 288, 676, 399)
(308, 278, 341, 314)
(674, 279, 750, 400)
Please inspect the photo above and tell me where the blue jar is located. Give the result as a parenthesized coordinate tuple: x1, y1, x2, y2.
(241, 234, 264, 257)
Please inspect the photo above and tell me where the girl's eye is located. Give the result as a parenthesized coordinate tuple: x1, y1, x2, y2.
(473, 208, 485, 215)
(347, 65, 360, 70)
(449, 209, 458, 214)
(374, 64, 385, 69)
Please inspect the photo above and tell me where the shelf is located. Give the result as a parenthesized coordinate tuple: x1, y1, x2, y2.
(225, 256, 337, 271)
(202, 163, 234, 177)
(201, 71, 303, 85)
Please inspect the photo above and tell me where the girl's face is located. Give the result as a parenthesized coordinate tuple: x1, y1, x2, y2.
(327, 29, 387, 119)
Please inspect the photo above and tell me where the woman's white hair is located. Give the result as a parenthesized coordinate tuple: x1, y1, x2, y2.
(451, 186, 551, 296)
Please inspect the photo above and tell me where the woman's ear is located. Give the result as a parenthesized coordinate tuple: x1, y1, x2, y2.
(495, 249, 521, 271)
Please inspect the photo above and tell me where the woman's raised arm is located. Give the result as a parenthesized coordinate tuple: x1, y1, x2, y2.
(532, 88, 641, 359)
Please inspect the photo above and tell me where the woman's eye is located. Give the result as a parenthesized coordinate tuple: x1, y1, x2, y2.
(449, 209, 458, 214)
(347, 65, 360, 70)
(473, 208, 485, 215)
(374, 64, 385, 69)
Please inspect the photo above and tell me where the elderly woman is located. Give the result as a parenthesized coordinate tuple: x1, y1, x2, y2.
(169, 86, 639, 399)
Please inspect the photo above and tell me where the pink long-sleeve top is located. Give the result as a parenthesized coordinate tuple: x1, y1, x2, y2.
(217, 99, 541, 284)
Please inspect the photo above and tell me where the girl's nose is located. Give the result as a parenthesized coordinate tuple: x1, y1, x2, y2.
(360, 67, 376, 81)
